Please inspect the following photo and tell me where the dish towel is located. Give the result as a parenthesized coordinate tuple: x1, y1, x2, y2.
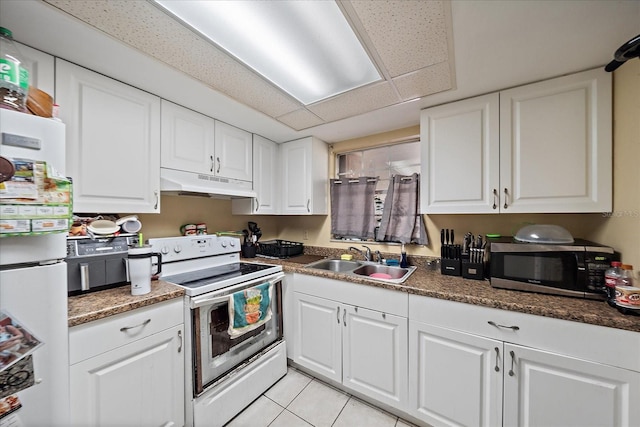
(378, 173, 428, 244)
(228, 282, 273, 339)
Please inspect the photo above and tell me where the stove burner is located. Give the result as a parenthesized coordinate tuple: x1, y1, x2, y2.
(163, 262, 276, 290)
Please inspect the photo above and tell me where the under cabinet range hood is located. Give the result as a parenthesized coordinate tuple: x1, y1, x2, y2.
(160, 168, 256, 199)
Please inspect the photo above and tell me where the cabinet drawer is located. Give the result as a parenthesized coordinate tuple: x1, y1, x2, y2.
(293, 274, 408, 317)
(70, 298, 183, 364)
(409, 295, 640, 372)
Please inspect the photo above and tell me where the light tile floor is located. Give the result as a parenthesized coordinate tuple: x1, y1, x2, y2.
(225, 366, 417, 427)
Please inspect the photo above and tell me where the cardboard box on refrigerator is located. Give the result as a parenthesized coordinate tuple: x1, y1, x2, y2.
(0, 158, 72, 236)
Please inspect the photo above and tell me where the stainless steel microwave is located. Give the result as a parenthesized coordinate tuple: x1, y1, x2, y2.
(489, 238, 616, 299)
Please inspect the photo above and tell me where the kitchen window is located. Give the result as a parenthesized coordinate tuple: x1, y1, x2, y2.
(333, 140, 421, 242)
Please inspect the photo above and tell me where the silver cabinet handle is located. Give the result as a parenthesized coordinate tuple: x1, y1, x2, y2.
(343, 310, 347, 327)
(509, 350, 516, 376)
(307, 199, 310, 213)
(488, 320, 520, 331)
(216, 157, 221, 174)
(120, 318, 151, 332)
(492, 188, 498, 210)
(255, 198, 259, 211)
(177, 330, 182, 353)
(494, 347, 500, 372)
(503, 188, 509, 209)
(210, 155, 214, 172)
(336, 306, 340, 324)
(154, 190, 159, 210)
(80, 263, 90, 291)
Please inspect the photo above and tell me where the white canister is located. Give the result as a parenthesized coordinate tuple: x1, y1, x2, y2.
(127, 246, 162, 295)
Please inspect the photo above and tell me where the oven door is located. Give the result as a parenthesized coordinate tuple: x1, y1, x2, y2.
(190, 272, 284, 395)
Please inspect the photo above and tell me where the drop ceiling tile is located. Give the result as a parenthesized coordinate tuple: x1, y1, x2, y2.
(276, 109, 325, 131)
(44, 0, 454, 130)
(393, 62, 454, 100)
(307, 82, 400, 122)
(349, 0, 451, 77)
(45, 0, 301, 118)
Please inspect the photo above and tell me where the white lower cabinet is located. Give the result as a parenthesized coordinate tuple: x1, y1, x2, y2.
(343, 305, 408, 409)
(503, 343, 640, 427)
(408, 295, 640, 427)
(292, 275, 408, 410)
(409, 322, 502, 427)
(69, 299, 185, 427)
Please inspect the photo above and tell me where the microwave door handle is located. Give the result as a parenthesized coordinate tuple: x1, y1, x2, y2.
(575, 252, 587, 286)
(190, 273, 285, 309)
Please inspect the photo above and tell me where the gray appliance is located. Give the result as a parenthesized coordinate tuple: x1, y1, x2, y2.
(66, 235, 138, 295)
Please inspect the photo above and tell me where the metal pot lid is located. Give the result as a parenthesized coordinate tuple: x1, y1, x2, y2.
(514, 224, 574, 244)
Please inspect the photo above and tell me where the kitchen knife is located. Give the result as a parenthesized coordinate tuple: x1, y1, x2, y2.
(440, 229, 445, 258)
(450, 229, 454, 246)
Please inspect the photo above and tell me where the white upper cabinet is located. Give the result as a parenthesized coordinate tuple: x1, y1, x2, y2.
(161, 101, 252, 183)
(281, 137, 328, 215)
(56, 59, 161, 214)
(214, 121, 252, 182)
(499, 68, 612, 213)
(420, 93, 500, 213)
(161, 99, 215, 174)
(232, 134, 279, 215)
(420, 68, 612, 214)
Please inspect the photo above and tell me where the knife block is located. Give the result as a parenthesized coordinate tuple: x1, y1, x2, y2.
(462, 260, 485, 280)
(441, 258, 461, 276)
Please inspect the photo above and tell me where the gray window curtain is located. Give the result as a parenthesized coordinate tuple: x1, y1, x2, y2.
(330, 177, 378, 239)
(378, 173, 428, 244)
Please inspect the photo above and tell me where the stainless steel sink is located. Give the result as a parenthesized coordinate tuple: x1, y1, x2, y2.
(303, 259, 362, 272)
(304, 258, 416, 284)
(352, 264, 410, 280)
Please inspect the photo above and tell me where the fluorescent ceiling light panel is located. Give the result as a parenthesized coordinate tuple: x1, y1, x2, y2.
(154, 0, 381, 105)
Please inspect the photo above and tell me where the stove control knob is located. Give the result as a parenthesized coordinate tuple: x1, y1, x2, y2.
(221, 240, 227, 248)
(174, 245, 182, 253)
(229, 240, 236, 247)
(161, 246, 170, 255)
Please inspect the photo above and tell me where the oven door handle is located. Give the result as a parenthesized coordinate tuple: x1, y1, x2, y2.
(189, 272, 285, 309)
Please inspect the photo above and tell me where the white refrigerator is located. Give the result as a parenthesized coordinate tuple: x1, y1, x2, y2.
(0, 109, 70, 426)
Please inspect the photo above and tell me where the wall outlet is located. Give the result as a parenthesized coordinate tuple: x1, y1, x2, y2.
(303, 229, 309, 240)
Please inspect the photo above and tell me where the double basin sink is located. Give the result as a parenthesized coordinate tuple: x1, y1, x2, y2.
(303, 258, 417, 284)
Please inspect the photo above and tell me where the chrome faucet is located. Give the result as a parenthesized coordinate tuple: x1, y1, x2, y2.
(348, 245, 372, 261)
(374, 250, 385, 264)
(362, 245, 372, 261)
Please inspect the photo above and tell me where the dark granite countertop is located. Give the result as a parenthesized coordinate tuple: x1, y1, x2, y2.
(251, 251, 640, 334)
(67, 249, 640, 333)
(68, 280, 184, 327)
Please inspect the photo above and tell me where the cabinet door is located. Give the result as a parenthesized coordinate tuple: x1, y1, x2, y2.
(281, 139, 312, 214)
(70, 325, 185, 427)
(343, 306, 408, 411)
(214, 121, 252, 182)
(252, 134, 278, 214)
(292, 292, 342, 383)
(503, 343, 640, 427)
(499, 68, 612, 213)
(233, 135, 279, 214)
(161, 99, 215, 174)
(281, 137, 328, 215)
(420, 93, 500, 214)
(56, 59, 161, 213)
(408, 321, 503, 427)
